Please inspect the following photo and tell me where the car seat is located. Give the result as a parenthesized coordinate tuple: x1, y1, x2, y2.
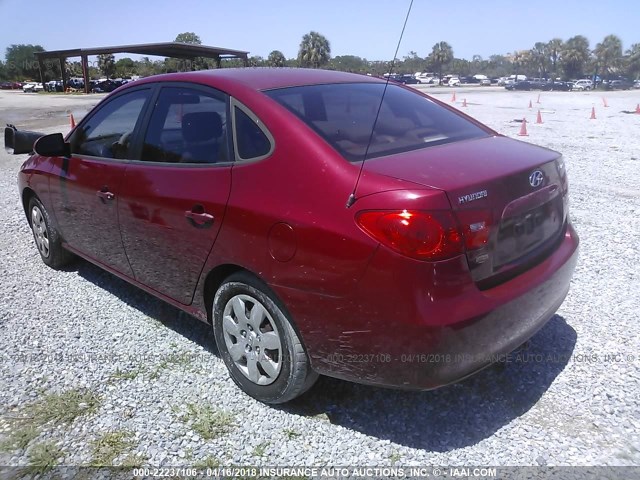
(180, 112, 223, 163)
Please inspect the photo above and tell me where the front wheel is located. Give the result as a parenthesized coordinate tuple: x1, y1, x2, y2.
(212, 272, 318, 404)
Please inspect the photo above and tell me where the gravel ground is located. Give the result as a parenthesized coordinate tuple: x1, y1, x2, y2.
(0, 88, 639, 470)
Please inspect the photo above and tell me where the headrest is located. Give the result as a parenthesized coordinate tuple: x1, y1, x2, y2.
(182, 112, 222, 142)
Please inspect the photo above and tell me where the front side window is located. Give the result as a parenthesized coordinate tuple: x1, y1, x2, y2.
(141, 87, 229, 164)
(71, 89, 150, 159)
(266, 83, 489, 162)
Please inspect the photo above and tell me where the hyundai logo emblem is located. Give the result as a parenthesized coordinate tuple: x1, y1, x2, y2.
(529, 170, 544, 188)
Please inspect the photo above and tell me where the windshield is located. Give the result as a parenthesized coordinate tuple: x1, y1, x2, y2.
(265, 83, 489, 161)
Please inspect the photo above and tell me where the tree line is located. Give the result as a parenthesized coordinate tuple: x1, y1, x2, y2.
(1, 31, 638, 83)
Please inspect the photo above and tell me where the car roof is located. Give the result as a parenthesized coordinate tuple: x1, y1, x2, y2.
(134, 68, 383, 91)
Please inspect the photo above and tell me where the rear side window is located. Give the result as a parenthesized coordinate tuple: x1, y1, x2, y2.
(233, 105, 273, 160)
(266, 83, 489, 161)
(141, 87, 229, 164)
(71, 89, 150, 159)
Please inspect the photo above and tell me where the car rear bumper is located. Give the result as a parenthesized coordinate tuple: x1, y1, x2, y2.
(280, 223, 579, 390)
(389, 231, 577, 389)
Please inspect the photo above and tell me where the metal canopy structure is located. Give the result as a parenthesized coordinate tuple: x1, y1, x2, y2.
(33, 42, 250, 93)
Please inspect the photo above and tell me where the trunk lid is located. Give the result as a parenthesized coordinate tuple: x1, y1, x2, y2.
(362, 136, 568, 286)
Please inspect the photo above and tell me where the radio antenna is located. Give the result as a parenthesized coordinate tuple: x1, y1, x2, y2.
(346, 0, 414, 208)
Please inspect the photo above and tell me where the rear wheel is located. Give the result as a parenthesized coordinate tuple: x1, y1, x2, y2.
(28, 197, 74, 269)
(212, 272, 318, 403)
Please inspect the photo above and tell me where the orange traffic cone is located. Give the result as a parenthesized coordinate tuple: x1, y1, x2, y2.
(602, 97, 609, 108)
(536, 93, 541, 104)
(528, 100, 533, 108)
(451, 91, 456, 102)
(590, 107, 596, 120)
(462, 98, 468, 107)
(518, 118, 529, 136)
(635, 104, 640, 114)
(536, 109, 543, 124)
(69, 113, 76, 129)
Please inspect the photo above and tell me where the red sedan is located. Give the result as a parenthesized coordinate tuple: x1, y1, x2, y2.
(15, 68, 578, 403)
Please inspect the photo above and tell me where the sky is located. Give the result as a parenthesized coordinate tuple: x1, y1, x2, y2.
(1, 0, 638, 63)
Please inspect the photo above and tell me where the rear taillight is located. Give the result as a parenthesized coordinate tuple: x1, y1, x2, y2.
(456, 209, 493, 251)
(356, 210, 463, 261)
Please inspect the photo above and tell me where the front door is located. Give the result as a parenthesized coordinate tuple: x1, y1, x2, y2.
(117, 85, 232, 304)
(48, 88, 153, 275)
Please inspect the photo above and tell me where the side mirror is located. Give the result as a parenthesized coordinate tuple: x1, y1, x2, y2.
(34, 133, 70, 157)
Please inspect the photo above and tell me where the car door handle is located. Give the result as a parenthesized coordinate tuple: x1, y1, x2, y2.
(96, 190, 115, 201)
(184, 210, 215, 226)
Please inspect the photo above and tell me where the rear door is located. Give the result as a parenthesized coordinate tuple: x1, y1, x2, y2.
(117, 85, 232, 304)
(48, 87, 153, 275)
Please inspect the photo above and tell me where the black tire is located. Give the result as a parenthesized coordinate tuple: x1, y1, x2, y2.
(27, 196, 74, 269)
(212, 272, 318, 404)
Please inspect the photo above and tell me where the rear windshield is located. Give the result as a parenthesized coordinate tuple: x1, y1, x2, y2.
(265, 83, 489, 161)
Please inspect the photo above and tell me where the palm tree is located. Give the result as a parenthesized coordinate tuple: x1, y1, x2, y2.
(531, 42, 548, 77)
(430, 41, 453, 82)
(594, 35, 623, 81)
(509, 50, 527, 79)
(517, 50, 536, 77)
(560, 36, 590, 79)
(97, 54, 116, 79)
(268, 50, 286, 68)
(625, 43, 640, 80)
(546, 38, 563, 78)
(297, 32, 331, 68)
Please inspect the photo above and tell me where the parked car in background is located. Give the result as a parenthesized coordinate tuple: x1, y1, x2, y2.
(549, 81, 572, 91)
(398, 74, 419, 85)
(634, 79, 640, 89)
(22, 82, 44, 93)
(572, 79, 593, 91)
(508, 74, 527, 83)
(607, 79, 633, 90)
(448, 77, 461, 87)
(45, 80, 65, 92)
(460, 76, 480, 84)
(0, 81, 23, 90)
(8, 68, 578, 404)
(480, 79, 492, 86)
(505, 80, 532, 91)
(67, 78, 85, 90)
(414, 72, 436, 84)
(529, 79, 552, 91)
(90, 80, 120, 93)
(472, 74, 488, 83)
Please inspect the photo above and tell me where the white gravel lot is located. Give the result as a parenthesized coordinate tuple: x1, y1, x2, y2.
(0, 88, 639, 470)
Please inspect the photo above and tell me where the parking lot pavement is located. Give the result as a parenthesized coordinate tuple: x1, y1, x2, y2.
(0, 89, 638, 467)
(0, 90, 99, 129)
